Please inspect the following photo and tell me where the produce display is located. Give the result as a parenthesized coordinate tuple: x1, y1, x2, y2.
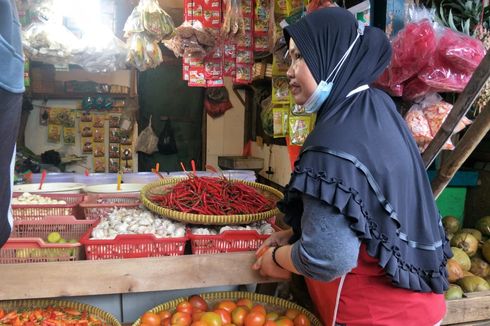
(12, 193, 67, 205)
(0, 306, 110, 326)
(443, 215, 490, 300)
(137, 294, 313, 326)
(148, 176, 275, 215)
(90, 207, 186, 239)
(190, 221, 274, 235)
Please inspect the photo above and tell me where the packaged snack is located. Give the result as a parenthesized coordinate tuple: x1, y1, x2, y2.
(109, 158, 120, 173)
(93, 128, 105, 143)
(47, 124, 61, 143)
(48, 108, 63, 125)
(272, 76, 290, 104)
(236, 49, 253, 64)
(59, 110, 76, 127)
(63, 127, 76, 145)
(109, 144, 120, 158)
(82, 137, 93, 154)
(120, 132, 133, 145)
(234, 64, 253, 84)
(273, 106, 289, 138)
(93, 143, 105, 157)
(237, 33, 253, 48)
(81, 111, 93, 122)
(204, 60, 223, 79)
(402, 77, 435, 102)
(289, 115, 312, 145)
(109, 128, 120, 143)
(93, 157, 106, 173)
(224, 60, 236, 76)
(109, 114, 121, 128)
(417, 54, 471, 93)
(93, 114, 105, 128)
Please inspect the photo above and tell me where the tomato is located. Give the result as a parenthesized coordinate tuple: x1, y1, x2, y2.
(0, 309, 4, 319)
(293, 314, 310, 326)
(213, 309, 232, 325)
(141, 312, 161, 326)
(177, 301, 194, 314)
(264, 321, 277, 326)
(193, 311, 205, 322)
(191, 321, 208, 326)
(231, 307, 248, 326)
(216, 301, 237, 313)
(236, 299, 253, 310)
(265, 313, 279, 321)
(276, 318, 294, 326)
(189, 295, 209, 312)
(161, 318, 171, 326)
(284, 310, 300, 321)
(158, 311, 171, 321)
(172, 312, 192, 326)
(200, 312, 222, 326)
(249, 306, 266, 316)
(244, 312, 265, 326)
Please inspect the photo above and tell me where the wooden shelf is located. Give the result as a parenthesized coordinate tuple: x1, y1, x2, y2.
(0, 252, 277, 300)
(31, 92, 129, 100)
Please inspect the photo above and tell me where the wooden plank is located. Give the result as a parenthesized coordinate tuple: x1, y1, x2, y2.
(0, 253, 278, 300)
(422, 51, 490, 169)
(432, 101, 490, 198)
(443, 295, 490, 325)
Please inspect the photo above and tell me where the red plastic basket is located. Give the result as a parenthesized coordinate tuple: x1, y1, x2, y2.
(12, 193, 84, 221)
(79, 194, 141, 220)
(189, 229, 271, 254)
(80, 221, 188, 260)
(0, 216, 97, 263)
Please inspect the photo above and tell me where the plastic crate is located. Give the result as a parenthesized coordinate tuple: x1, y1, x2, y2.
(80, 221, 188, 260)
(79, 194, 141, 220)
(189, 229, 271, 254)
(0, 216, 97, 264)
(12, 193, 84, 221)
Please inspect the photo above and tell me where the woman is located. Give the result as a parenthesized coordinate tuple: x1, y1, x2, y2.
(252, 7, 450, 326)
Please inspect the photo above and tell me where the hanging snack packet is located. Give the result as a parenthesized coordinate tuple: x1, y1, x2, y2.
(273, 106, 289, 138)
(272, 76, 290, 104)
(109, 128, 121, 143)
(93, 157, 106, 173)
(82, 137, 93, 154)
(93, 143, 105, 157)
(63, 127, 76, 145)
(109, 144, 120, 158)
(109, 158, 120, 173)
(93, 128, 105, 143)
(289, 115, 311, 145)
(48, 125, 61, 143)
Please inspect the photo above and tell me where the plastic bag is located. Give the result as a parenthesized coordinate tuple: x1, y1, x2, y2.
(158, 118, 178, 155)
(141, 0, 175, 39)
(417, 53, 471, 92)
(260, 96, 274, 137)
(126, 33, 163, 71)
(136, 115, 159, 155)
(222, 0, 245, 38)
(405, 93, 472, 152)
(163, 21, 216, 58)
(402, 77, 434, 101)
(389, 19, 437, 85)
(437, 28, 486, 73)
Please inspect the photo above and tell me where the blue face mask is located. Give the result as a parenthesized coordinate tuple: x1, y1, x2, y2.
(301, 23, 364, 113)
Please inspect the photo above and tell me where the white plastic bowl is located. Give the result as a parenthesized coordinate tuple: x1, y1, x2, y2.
(83, 183, 144, 194)
(13, 182, 85, 194)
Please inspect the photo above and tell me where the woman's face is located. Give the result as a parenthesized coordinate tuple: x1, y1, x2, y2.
(287, 38, 318, 105)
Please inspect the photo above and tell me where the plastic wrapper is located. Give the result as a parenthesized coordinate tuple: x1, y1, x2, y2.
(272, 77, 290, 104)
(374, 70, 403, 97)
(124, 0, 174, 39)
(93, 157, 106, 173)
(389, 19, 437, 85)
(126, 33, 163, 71)
(135, 116, 159, 154)
(222, 0, 245, 38)
(417, 54, 471, 92)
(402, 77, 435, 101)
(163, 21, 216, 58)
(75, 33, 128, 73)
(63, 128, 76, 145)
(260, 96, 274, 137)
(273, 107, 289, 138)
(288, 116, 312, 145)
(405, 94, 472, 151)
(47, 125, 61, 143)
(437, 28, 486, 73)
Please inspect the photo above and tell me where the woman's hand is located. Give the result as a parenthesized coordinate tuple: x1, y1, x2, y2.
(255, 229, 294, 257)
(252, 247, 292, 280)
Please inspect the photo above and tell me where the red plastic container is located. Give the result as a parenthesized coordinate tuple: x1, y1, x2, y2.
(80, 221, 188, 260)
(189, 229, 270, 254)
(0, 216, 97, 264)
(12, 193, 84, 221)
(79, 194, 141, 220)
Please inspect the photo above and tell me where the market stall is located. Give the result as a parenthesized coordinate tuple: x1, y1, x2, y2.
(4, 0, 490, 325)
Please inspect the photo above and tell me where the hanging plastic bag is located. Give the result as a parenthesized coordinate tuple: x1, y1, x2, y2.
(136, 115, 159, 154)
(158, 118, 178, 155)
(402, 77, 435, 101)
(204, 87, 233, 118)
(417, 53, 472, 93)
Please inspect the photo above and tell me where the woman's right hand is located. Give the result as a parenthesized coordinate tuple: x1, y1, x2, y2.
(255, 228, 294, 258)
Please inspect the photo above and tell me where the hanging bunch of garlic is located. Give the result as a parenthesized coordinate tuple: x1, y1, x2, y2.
(91, 207, 186, 239)
(12, 192, 67, 205)
(190, 221, 274, 236)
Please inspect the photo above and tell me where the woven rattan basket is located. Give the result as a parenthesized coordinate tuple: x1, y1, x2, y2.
(0, 299, 121, 326)
(131, 291, 321, 326)
(141, 178, 283, 225)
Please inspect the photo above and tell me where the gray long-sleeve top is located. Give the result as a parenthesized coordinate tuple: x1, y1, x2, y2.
(290, 194, 361, 281)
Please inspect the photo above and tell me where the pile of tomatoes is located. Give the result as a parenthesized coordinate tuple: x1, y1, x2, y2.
(139, 295, 311, 326)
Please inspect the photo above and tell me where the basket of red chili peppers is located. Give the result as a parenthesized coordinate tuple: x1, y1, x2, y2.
(140, 176, 283, 225)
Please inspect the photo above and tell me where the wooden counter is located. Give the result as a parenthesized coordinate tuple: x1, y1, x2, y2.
(0, 252, 276, 300)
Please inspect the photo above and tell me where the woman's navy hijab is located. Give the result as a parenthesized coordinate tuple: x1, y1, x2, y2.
(280, 7, 451, 293)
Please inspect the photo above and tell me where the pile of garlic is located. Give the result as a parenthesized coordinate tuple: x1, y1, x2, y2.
(12, 192, 67, 205)
(190, 221, 274, 236)
(91, 207, 186, 239)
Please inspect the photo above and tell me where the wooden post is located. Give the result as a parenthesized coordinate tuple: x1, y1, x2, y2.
(431, 102, 490, 199)
(422, 51, 490, 169)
